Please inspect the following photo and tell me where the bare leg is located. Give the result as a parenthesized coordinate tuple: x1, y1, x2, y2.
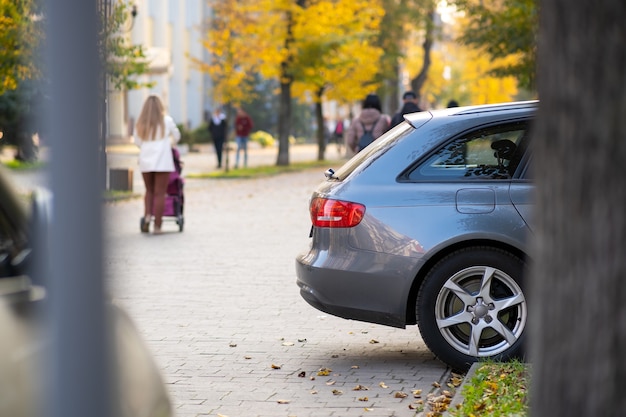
(152, 171, 170, 233)
(142, 172, 155, 218)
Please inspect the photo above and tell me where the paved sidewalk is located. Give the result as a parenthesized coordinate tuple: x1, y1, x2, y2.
(104, 166, 451, 417)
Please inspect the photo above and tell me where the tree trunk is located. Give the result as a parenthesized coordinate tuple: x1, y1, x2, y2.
(276, 73, 291, 166)
(315, 87, 325, 161)
(530, 1, 626, 416)
(410, 10, 434, 101)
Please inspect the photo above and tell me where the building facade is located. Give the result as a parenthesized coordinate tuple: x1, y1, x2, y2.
(107, 0, 213, 144)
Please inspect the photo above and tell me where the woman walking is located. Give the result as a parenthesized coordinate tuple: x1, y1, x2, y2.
(134, 95, 180, 234)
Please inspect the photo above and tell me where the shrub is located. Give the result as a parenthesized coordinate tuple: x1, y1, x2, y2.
(250, 130, 275, 148)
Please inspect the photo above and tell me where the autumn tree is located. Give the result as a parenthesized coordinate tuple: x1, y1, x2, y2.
(198, 0, 386, 165)
(291, 0, 384, 160)
(452, 0, 538, 92)
(0, 0, 43, 95)
(530, 1, 626, 415)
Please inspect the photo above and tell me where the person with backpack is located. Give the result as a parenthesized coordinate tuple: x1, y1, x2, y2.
(346, 94, 391, 154)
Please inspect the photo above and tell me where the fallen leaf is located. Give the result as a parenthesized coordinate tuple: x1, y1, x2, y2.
(282, 342, 294, 346)
(351, 365, 360, 369)
(298, 338, 307, 342)
(317, 367, 332, 376)
(229, 343, 237, 348)
(379, 382, 388, 389)
(298, 371, 306, 378)
(277, 399, 290, 404)
(364, 407, 374, 411)
(394, 391, 408, 398)
(353, 384, 369, 391)
(369, 339, 379, 344)
(326, 380, 336, 386)
(358, 397, 369, 401)
(310, 390, 318, 394)
(432, 381, 441, 388)
(443, 390, 453, 398)
(310, 376, 316, 380)
(217, 414, 229, 417)
(332, 389, 343, 395)
(271, 364, 282, 369)
(244, 356, 252, 360)
(412, 389, 422, 397)
(331, 354, 339, 358)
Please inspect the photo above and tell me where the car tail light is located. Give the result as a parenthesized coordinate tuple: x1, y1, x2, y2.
(310, 197, 365, 228)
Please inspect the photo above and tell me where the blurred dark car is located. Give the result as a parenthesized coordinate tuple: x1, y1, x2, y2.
(0, 168, 171, 416)
(296, 101, 535, 371)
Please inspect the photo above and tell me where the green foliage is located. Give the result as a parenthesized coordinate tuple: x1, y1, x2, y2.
(250, 130, 276, 148)
(450, 360, 529, 417)
(177, 123, 212, 149)
(453, 0, 538, 92)
(103, 1, 154, 91)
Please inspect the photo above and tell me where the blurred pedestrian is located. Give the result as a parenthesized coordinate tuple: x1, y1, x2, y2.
(332, 119, 344, 156)
(234, 107, 253, 168)
(346, 94, 391, 154)
(209, 107, 227, 168)
(447, 99, 459, 108)
(389, 91, 422, 129)
(134, 95, 180, 235)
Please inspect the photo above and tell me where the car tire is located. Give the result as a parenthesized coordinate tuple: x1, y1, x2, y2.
(416, 247, 527, 371)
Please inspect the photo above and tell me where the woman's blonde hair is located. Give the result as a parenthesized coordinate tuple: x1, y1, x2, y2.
(135, 95, 166, 141)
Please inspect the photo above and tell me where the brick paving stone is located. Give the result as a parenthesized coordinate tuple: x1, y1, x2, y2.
(103, 150, 450, 417)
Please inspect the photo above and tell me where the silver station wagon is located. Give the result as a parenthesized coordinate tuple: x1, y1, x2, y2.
(296, 101, 535, 371)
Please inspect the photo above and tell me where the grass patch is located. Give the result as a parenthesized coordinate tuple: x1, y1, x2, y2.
(186, 159, 342, 179)
(449, 360, 529, 417)
(2, 159, 45, 170)
(103, 189, 140, 202)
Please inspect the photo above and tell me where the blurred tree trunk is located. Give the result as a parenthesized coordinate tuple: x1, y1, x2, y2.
(315, 87, 326, 161)
(410, 9, 434, 103)
(530, 1, 626, 416)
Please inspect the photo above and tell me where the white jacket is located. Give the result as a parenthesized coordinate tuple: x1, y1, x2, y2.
(133, 115, 181, 172)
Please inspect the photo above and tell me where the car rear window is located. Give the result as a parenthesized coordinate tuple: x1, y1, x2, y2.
(331, 123, 415, 180)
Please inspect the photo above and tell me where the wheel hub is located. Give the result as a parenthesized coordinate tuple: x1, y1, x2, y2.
(468, 297, 493, 324)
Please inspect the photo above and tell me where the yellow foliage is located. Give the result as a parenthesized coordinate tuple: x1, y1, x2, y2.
(194, 0, 385, 107)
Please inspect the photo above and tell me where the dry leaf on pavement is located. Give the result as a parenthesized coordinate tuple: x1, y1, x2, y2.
(271, 364, 282, 369)
(317, 367, 332, 376)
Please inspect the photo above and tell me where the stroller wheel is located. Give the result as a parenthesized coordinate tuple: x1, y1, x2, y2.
(140, 216, 150, 233)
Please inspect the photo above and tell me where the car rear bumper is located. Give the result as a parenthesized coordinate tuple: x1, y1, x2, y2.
(295, 252, 415, 329)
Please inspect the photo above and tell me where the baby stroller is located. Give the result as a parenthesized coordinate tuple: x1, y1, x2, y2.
(140, 147, 185, 232)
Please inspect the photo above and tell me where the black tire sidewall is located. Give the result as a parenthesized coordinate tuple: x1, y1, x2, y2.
(417, 247, 526, 371)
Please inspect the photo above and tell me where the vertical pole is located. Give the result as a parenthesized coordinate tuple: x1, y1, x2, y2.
(45, 1, 111, 417)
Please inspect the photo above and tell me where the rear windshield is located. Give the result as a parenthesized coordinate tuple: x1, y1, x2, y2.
(331, 122, 414, 180)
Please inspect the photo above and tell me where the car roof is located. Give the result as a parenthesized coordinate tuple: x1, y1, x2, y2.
(404, 100, 538, 126)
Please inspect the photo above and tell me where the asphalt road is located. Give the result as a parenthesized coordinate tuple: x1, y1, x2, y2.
(103, 158, 451, 417)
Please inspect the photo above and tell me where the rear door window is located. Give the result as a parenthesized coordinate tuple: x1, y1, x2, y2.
(406, 121, 530, 181)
